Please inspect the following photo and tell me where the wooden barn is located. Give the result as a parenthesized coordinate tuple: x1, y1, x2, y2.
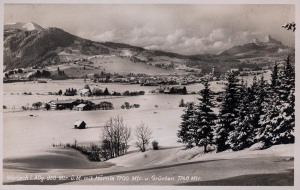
(74, 120, 86, 129)
(164, 86, 187, 94)
(49, 100, 76, 110)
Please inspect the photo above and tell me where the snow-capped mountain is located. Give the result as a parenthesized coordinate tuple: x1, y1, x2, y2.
(4, 22, 43, 31)
(217, 35, 293, 58)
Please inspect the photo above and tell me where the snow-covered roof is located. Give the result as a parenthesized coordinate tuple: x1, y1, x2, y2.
(76, 104, 87, 108)
(50, 100, 75, 104)
(79, 89, 90, 94)
(74, 120, 85, 126)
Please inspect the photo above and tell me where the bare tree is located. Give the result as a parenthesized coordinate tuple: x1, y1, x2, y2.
(100, 115, 131, 158)
(135, 122, 152, 152)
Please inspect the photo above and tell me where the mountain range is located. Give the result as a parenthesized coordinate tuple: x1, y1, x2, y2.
(3, 22, 294, 73)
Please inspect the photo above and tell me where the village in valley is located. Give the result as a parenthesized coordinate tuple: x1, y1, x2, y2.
(2, 4, 295, 186)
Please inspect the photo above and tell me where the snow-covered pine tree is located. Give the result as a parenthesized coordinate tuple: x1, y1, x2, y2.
(279, 55, 295, 101)
(272, 56, 295, 144)
(272, 89, 295, 144)
(193, 80, 216, 152)
(257, 91, 282, 147)
(178, 102, 195, 147)
(250, 75, 269, 137)
(228, 84, 255, 151)
(214, 72, 240, 152)
(257, 56, 295, 147)
(271, 62, 280, 92)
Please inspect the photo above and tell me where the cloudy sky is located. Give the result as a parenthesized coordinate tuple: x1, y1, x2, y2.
(4, 4, 295, 55)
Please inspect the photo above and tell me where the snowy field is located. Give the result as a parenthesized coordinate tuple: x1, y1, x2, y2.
(4, 73, 288, 186)
(3, 80, 217, 159)
(3, 79, 223, 111)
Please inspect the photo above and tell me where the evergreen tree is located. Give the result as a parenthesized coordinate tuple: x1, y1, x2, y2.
(251, 75, 269, 134)
(228, 85, 254, 150)
(104, 87, 109, 95)
(271, 62, 280, 91)
(257, 56, 295, 147)
(257, 92, 281, 147)
(279, 55, 295, 101)
(193, 81, 216, 152)
(178, 102, 195, 148)
(214, 72, 240, 152)
(179, 99, 186, 107)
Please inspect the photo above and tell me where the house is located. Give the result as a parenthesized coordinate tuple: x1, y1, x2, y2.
(229, 68, 240, 74)
(75, 104, 88, 111)
(37, 79, 48, 83)
(79, 89, 91, 96)
(164, 86, 187, 94)
(164, 87, 171, 94)
(49, 100, 76, 110)
(171, 86, 187, 94)
(74, 120, 86, 129)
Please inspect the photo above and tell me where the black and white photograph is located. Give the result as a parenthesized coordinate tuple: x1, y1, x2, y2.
(1, 0, 298, 188)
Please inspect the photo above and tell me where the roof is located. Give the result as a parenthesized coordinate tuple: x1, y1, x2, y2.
(50, 100, 75, 104)
(76, 104, 87, 108)
(74, 120, 86, 126)
(79, 89, 91, 94)
(172, 86, 185, 90)
(164, 88, 171, 93)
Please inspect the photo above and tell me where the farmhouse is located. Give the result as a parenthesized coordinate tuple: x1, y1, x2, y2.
(49, 100, 76, 110)
(79, 89, 91, 96)
(74, 120, 86, 129)
(164, 86, 187, 94)
(229, 68, 240, 74)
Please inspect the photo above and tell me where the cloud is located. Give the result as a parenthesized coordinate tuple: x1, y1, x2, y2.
(209, 28, 229, 42)
(89, 26, 268, 55)
(94, 30, 117, 42)
(166, 29, 185, 45)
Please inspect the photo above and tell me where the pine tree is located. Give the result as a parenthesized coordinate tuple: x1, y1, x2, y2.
(104, 87, 109, 95)
(193, 81, 216, 152)
(253, 75, 268, 121)
(179, 99, 186, 107)
(178, 102, 195, 147)
(228, 85, 254, 151)
(257, 92, 281, 147)
(214, 72, 240, 152)
(257, 56, 295, 147)
(279, 55, 295, 101)
(271, 56, 295, 144)
(271, 62, 280, 91)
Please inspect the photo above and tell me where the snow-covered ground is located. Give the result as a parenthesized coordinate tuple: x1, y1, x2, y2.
(3, 80, 293, 185)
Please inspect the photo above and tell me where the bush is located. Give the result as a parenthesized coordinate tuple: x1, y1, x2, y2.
(152, 140, 159, 150)
(32, 102, 42, 109)
(3, 105, 7, 109)
(97, 101, 114, 110)
(133, 104, 140, 108)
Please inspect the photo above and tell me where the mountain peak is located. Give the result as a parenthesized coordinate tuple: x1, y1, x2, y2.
(250, 35, 282, 46)
(251, 38, 261, 44)
(4, 22, 43, 31)
(262, 35, 282, 44)
(22, 22, 43, 31)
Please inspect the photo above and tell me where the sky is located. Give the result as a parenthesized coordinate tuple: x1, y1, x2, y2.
(4, 4, 295, 55)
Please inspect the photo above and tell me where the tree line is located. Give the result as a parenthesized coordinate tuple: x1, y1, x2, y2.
(178, 56, 295, 152)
